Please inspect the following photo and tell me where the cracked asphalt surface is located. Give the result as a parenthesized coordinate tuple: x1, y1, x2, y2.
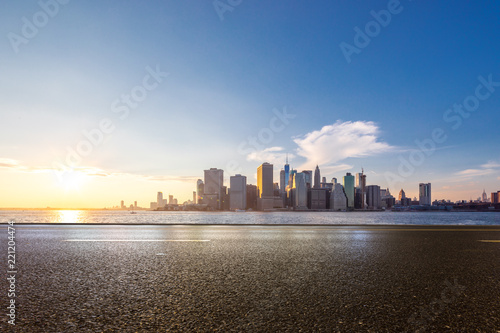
(1, 224, 500, 332)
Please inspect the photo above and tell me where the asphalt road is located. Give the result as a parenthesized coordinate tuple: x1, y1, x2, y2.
(1, 224, 500, 332)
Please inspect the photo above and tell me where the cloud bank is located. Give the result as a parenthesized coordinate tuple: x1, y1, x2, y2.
(293, 121, 395, 171)
(243, 121, 395, 175)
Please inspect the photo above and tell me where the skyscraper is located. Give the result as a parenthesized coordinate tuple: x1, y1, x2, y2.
(482, 189, 487, 202)
(157, 192, 163, 208)
(288, 169, 297, 188)
(492, 192, 499, 204)
(314, 165, 321, 189)
(257, 162, 273, 198)
(355, 173, 362, 188)
(331, 183, 347, 211)
(366, 185, 381, 210)
(196, 179, 204, 204)
(246, 184, 258, 210)
(284, 154, 290, 191)
(257, 162, 274, 210)
(280, 169, 286, 194)
(399, 189, 406, 201)
(343, 172, 355, 209)
(230, 174, 247, 210)
(303, 170, 313, 189)
(293, 172, 308, 209)
(355, 170, 366, 210)
(419, 183, 431, 205)
(204, 168, 224, 210)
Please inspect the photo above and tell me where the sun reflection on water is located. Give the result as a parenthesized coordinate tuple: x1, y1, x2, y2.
(56, 210, 84, 223)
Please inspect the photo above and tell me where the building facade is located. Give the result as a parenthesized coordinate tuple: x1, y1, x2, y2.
(257, 163, 273, 198)
(343, 173, 355, 209)
(246, 185, 258, 210)
(293, 172, 308, 210)
(314, 165, 321, 189)
(310, 188, 328, 210)
(331, 183, 347, 211)
(280, 169, 286, 194)
(366, 185, 381, 210)
(204, 168, 224, 210)
(257, 162, 274, 210)
(196, 179, 204, 204)
(419, 183, 431, 205)
(230, 174, 247, 210)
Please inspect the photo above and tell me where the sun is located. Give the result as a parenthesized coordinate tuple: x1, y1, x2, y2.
(57, 169, 87, 192)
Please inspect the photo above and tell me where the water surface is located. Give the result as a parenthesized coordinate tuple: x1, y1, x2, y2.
(1, 210, 499, 225)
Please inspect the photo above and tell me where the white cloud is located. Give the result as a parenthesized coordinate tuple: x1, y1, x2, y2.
(293, 121, 395, 170)
(0, 158, 51, 173)
(320, 164, 353, 175)
(247, 147, 296, 167)
(0, 158, 20, 169)
(452, 160, 500, 181)
(455, 169, 495, 178)
(0, 157, 198, 184)
(481, 161, 500, 169)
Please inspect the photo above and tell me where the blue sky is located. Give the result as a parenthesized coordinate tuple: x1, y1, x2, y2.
(1, 0, 499, 207)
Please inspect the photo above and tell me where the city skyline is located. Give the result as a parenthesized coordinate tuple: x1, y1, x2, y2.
(1, 1, 499, 208)
(1, 155, 499, 209)
(116, 161, 497, 211)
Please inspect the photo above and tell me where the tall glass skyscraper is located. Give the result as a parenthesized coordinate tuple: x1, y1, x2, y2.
(343, 173, 355, 209)
(284, 154, 290, 191)
(289, 169, 297, 188)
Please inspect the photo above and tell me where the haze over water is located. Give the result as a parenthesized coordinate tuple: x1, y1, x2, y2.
(1, 210, 499, 225)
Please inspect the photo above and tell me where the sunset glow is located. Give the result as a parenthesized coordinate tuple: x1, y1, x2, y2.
(1, 1, 499, 209)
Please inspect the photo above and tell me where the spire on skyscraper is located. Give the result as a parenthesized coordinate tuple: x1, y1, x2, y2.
(314, 165, 321, 189)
